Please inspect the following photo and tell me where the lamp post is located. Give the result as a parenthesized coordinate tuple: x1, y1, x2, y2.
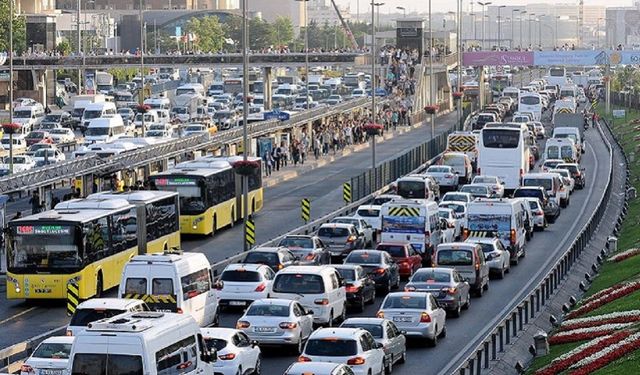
(477, 2, 491, 50)
(555, 16, 560, 48)
(520, 11, 527, 50)
(456, 0, 463, 129)
(429, 0, 435, 139)
(597, 17, 603, 49)
(528, 13, 536, 49)
(497, 5, 506, 50)
(511, 9, 519, 49)
(139, 0, 145, 137)
(242, 0, 250, 251)
(374, 2, 384, 31)
(77, 0, 82, 93)
(470, 13, 477, 43)
(371, 1, 384, 182)
(9, 0, 14, 174)
(396, 6, 405, 18)
(295, 0, 310, 110)
(538, 17, 543, 49)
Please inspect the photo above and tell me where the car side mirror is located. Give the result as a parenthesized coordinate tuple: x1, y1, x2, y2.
(213, 280, 224, 290)
(400, 330, 407, 335)
(339, 279, 347, 287)
(376, 342, 384, 349)
(251, 340, 259, 347)
(306, 308, 314, 315)
(202, 348, 217, 363)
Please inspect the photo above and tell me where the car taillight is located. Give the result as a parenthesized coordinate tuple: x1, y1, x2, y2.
(346, 285, 359, 293)
(441, 287, 457, 295)
(277, 263, 284, 270)
(66, 330, 73, 336)
(475, 261, 480, 270)
(448, 222, 455, 228)
(279, 322, 298, 329)
(177, 308, 184, 314)
(347, 357, 366, 365)
(405, 285, 416, 292)
(376, 311, 384, 318)
(374, 268, 386, 275)
(462, 229, 469, 240)
(298, 356, 312, 362)
(444, 174, 453, 178)
(20, 365, 33, 373)
(236, 320, 251, 329)
(510, 229, 516, 244)
(305, 253, 315, 261)
(536, 210, 544, 216)
(254, 283, 266, 292)
(314, 298, 329, 305)
(420, 312, 432, 323)
(346, 235, 357, 243)
(219, 353, 236, 360)
(399, 261, 409, 267)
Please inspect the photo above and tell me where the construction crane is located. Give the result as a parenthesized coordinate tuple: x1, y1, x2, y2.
(329, 0, 359, 49)
(577, 0, 584, 47)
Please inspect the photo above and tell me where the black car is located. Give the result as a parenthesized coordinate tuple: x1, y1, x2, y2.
(277, 235, 330, 265)
(343, 250, 400, 294)
(241, 247, 299, 272)
(333, 264, 376, 312)
(513, 187, 561, 223)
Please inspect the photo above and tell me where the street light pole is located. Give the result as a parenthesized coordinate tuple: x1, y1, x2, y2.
(371, 2, 383, 181)
(457, 0, 463, 129)
(139, 0, 145, 137)
(242, 0, 250, 251)
(520, 11, 526, 50)
(477, 2, 491, 50)
(497, 5, 505, 50)
(396, 6, 405, 18)
(597, 18, 603, 48)
(511, 9, 519, 49)
(528, 13, 535, 49)
(77, 0, 82, 93)
(555, 16, 560, 48)
(429, 0, 434, 139)
(295, 0, 309, 110)
(9, 0, 14, 174)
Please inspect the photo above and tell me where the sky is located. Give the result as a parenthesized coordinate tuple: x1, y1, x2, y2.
(336, 0, 635, 14)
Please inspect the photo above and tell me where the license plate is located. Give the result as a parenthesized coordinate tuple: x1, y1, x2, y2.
(229, 301, 246, 306)
(39, 370, 63, 375)
(393, 316, 413, 322)
(254, 327, 276, 333)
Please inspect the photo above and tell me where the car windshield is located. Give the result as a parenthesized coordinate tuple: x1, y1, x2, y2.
(83, 110, 102, 120)
(221, 270, 261, 282)
(527, 201, 540, 210)
(357, 208, 380, 217)
(34, 149, 56, 157)
(273, 274, 325, 294)
(70, 308, 127, 327)
(335, 268, 356, 281)
(26, 132, 44, 139)
(442, 194, 467, 202)
(43, 114, 62, 122)
(305, 339, 358, 356)
(477, 243, 496, 254)
(204, 338, 228, 351)
(376, 245, 406, 257)
(49, 129, 67, 134)
(514, 189, 543, 199)
(438, 211, 451, 219)
(14, 110, 32, 118)
(437, 250, 473, 266)
(342, 324, 383, 338)
(345, 252, 381, 264)
(85, 127, 110, 136)
(383, 295, 427, 309)
(461, 186, 488, 195)
(523, 178, 552, 190)
(427, 167, 450, 173)
(440, 203, 465, 213)
(473, 177, 496, 184)
(412, 270, 451, 283)
(397, 181, 426, 199)
(246, 304, 290, 317)
(7, 225, 81, 272)
(372, 197, 395, 205)
(243, 252, 278, 267)
(318, 227, 349, 237)
(279, 237, 314, 249)
(33, 342, 72, 359)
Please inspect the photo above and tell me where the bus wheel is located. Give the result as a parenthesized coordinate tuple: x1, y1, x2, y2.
(210, 217, 217, 237)
(230, 209, 235, 228)
(96, 272, 103, 298)
(251, 199, 256, 214)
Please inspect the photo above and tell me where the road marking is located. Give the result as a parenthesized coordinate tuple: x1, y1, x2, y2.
(0, 307, 38, 326)
(437, 129, 605, 375)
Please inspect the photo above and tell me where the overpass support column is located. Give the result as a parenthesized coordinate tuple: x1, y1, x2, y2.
(263, 67, 273, 110)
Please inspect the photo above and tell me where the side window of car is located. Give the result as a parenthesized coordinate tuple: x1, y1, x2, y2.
(329, 273, 339, 290)
(366, 333, 377, 350)
(385, 322, 395, 338)
(293, 303, 303, 317)
(390, 322, 401, 337)
(359, 335, 370, 352)
(477, 248, 485, 264)
(236, 332, 250, 347)
(430, 295, 439, 309)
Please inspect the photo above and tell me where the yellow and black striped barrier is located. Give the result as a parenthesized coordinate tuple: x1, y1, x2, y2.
(246, 218, 256, 247)
(556, 107, 573, 114)
(301, 198, 311, 222)
(66, 282, 80, 317)
(343, 182, 352, 204)
(388, 206, 421, 217)
(123, 293, 177, 304)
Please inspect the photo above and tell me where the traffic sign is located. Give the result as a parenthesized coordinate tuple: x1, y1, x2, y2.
(245, 218, 256, 247)
(66, 281, 80, 317)
(343, 182, 351, 204)
(301, 198, 311, 222)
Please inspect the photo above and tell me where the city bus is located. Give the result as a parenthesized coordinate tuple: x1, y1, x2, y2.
(546, 66, 569, 87)
(149, 156, 264, 236)
(518, 92, 543, 121)
(477, 125, 530, 192)
(490, 74, 513, 98)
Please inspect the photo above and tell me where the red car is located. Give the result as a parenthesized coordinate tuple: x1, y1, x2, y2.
(376, 242, 422, 279)
(24, 131, 53, 146)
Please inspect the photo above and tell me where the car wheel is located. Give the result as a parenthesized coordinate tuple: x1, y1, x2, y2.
(398, 351, 407, 364)
(497, 267, 505, 279)
(510, 254, 519, 266)
(385, 357, 393, 375)
(428, 328, 438, 347)
(380, 279, 391, 295)
(475, 285, 483, 297)
(439, 324, 447, 338)
(483, 281, 489, 291)
(451, 299, 462, 318)
(236, 368, 242, 375)
(463, 294, 471, 310)
(252, 355, 261, 375)
(566, 198, 570, 207)
(212, 308, 220, 327)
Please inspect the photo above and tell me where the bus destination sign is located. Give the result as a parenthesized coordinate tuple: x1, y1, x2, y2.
(16, 225, 72, 235)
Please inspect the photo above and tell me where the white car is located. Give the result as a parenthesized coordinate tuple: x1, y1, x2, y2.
(352, 205, 382, 232)
(532, 121, 546, 138)
(465, 237, 511, 279)
(0, 155, 35, 174)
(285, 362, 355, 375)
(523, 198, 547, 231)
(299, 328, 385, 375)
(181, 124, 209, 136)
(471, 175, 505, 198)
(440, 192, 473, 205)
(549, 169, 575, 194)
(201, 328, 261, 375)
(438, 207, 461, 239)
(145, 129, 171, 139)
(48, 128, 75, 143)
(218, 263, 275, 310)
(350, 89, 367, 98)
(425, 165, 459, 191)
(376, 292, 447, 346)
(341, 318, 407, 373)
(237, 298, 314, 354)
(148, 123, 174, 137)
(20, 336, 73, 375)
(33, 148, 65, 165)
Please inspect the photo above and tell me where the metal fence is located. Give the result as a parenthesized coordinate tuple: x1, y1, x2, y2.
(442, 117, 619, 375)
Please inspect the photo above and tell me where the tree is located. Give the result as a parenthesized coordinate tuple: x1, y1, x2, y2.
(272, 16, 294, 47)
(249, 18, 276, 50)
(222, 15, 242, 51)
(185, 16, 225, 52)
(56, 41, 71, 56)
(0, 0, 26, 53)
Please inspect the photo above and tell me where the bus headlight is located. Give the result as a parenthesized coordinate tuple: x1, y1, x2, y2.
(192, 217, 204, 228)
(7, 276, 20, 293)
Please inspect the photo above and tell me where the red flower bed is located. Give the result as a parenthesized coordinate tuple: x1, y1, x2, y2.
(611, 248, 640, 263)
(1, 123, 22, 135)
(136, 104, 151, 113)
(424, 105, 439, 114)
(568, 336, 640, 375)
(566, 282, 640, 319)
(535, 331, 633, 375)
(549, 329, 616, 345)
(363, 123, 384, 135)
(452, 91, 464, 99)
(232, 160, 260, 176)
(561, 315, 640, 332)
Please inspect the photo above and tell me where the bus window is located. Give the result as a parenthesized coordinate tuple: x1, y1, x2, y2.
(482, 129, 520, 149)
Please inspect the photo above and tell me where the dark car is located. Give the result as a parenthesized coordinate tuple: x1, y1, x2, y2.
(317, 223, 365, 258)
(40, 111, 74, 129)
(24, 131, 53, 146)
(376, 242, 422, 279)
(513, 187, 561, 223)
(277, 235, 330, 265)
(333, 264, 376, 312)
(557, 163, 586, 189)
(404, 267, 471, 317)
(344, 250, 400, 294)
(242, 247, 299, 272)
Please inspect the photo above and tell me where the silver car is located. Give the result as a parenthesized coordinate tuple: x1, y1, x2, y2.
(404, 267, 471, 317)
(376, 292, 447, 346)
(341, 318, 407, 373)
(331, 217, 375, 247)
(471, 175, 505, 198)
(465, 237, 511, 279)
(237, 298, 314, 354)
(424, 165, 459, 191)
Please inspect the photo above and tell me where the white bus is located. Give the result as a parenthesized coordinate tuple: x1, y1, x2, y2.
(478, 126, 530, 192)
(546, 66, 568, 87)
(518, 92, 543, 121)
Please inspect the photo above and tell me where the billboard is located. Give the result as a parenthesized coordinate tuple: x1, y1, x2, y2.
(463, 50, 640, 66)
(462, 51, 534, 66)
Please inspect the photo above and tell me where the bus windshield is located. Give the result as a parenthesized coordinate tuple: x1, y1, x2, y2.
(7, 224, 81, 272)
(549, 68, 565, 77)
(151, 176, 206, 215)
(520, 96, 540, 105)
(482, 129, 520, 149)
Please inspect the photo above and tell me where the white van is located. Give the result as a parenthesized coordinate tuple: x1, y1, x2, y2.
(84, 115, 126, 144)
(119, 252, 220, 327)
(441, 152, 474, 184)
(270, 265, 347, 326)
(68, 311, 216, 374)
(464, 198, 527, 264)
(81, 101, 117, 130)
(144, 97, 171, 111)
(1, 136, 27, 153)
(66, 298, 149, 336)
(553, 127, 584, 154)
(522, 172, 566, 207)
(544, 138, 579, 163)
(380, 199, 443, 263)
(13, 105, 44, 130)
(134, 110, 160, 132)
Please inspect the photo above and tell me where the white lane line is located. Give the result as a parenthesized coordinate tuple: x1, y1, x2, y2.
(0, 306, 38, 326)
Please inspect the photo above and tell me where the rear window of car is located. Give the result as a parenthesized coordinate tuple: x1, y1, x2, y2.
(357, 208, 380, 217)
(70, 308, 127, 327)
(437, 249, 474, 266)
(341, 324, 383, 338)
(514, 189, 543, 199)
(246, 304, 290, 317)
(477, 243, 496, 254)
(244, 252, 279, 266)
(345, 252, 382, 264)
(305, 339, 358, 356)
(204, 338, 228, 351)
(335, 268, 356, 281)
(376, 245, 406, 258)
(33, 342, 72, 359)
(221, 270, 261, 282)
(382, 295, 427, 309)
(273, 274, 325, 294)
(523, 178, 553, 191)
(279, 237, 314, 248)
(412, 270, 450, 283)
(318, 227, 349, 237)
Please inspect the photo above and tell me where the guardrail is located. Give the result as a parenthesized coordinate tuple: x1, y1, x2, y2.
(0, 98, 371, 193)
(0, 326, 66, 373)
(441, 117, 618, 375)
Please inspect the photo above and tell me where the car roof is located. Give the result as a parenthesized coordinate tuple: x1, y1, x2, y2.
(224, 263, 269, 272)
(310, 327, 365, 339)
(319, 223, 355, 229)
(200, 327, 240, 341)
(356, 205, 380, 210)
(414, 267, 453, 274)
(465, 237, 499, 244)
(342, 317, 386, 326)
(349, 249, 384, 256)
(39, 336, 75, 345)
(385, 291, 430, 299)
(76, 298, 144, 310)
(251, 246, 286, 253)
(249, 298, 293, 307)
(287, 362, 343, 372)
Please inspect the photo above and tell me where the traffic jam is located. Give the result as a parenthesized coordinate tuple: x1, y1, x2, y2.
(10, 65, 597, 375)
